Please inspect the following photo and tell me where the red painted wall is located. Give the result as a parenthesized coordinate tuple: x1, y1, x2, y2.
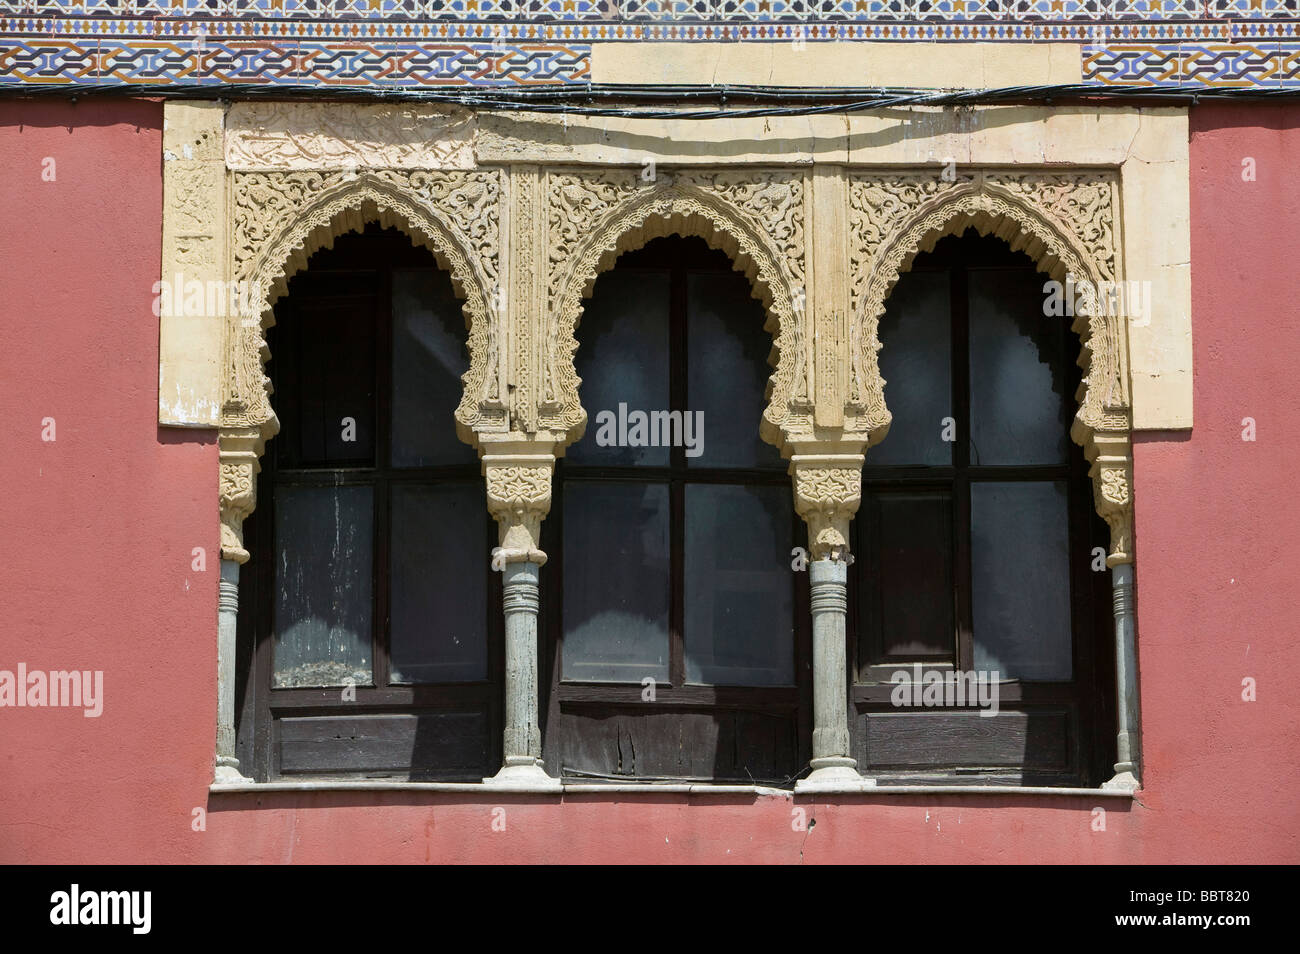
(0, 99, 1296, 863)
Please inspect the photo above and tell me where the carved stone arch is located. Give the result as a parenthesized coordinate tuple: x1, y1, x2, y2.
(544, 170, 809, 454)
(849, 171, 1133, 563)
(220, 169, 504, 561)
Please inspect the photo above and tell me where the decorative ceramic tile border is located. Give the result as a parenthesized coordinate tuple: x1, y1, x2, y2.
(1, 4, 1298, 87)
(1084, 39, 1300, 83)
(1, 0, 1299, 19)
(0, 37, 592, 84)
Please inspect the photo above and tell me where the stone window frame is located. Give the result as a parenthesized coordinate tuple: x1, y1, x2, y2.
(159, 101, 1189, 793)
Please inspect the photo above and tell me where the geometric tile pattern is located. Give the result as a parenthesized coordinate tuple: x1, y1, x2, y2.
(1, 1, 1298, 87)
(1084, 41, 1300, 84)
(1, 1, 1298, 18)
(0, 37, 591, 86)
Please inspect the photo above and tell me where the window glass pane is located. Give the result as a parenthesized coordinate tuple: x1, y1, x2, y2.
(568, 270, 671, 466)
(284, 296, 376, 466)
(970, 481, 1072, 681)
(859, 490, 954, 667)
(273, 485, 374, 687)
(562, 481, 670, 682)
(391, 269, 476, 468)
(684, 484, 794, 686)
(390, 482, 487, 684)
(870, 269, 952, 466)
(968, 268, 1069, 466)
(686, 271, 782, 470)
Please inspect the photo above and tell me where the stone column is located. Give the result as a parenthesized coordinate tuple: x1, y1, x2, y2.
(1095, 449, 1142, 792)
(791, 451, 876, 792)
(1105, 561, 1141, 790)
(215, 559, 250, 783)
(500, 562, 545, 774)
(482, 445, 561, 789)
(215, 429, 262, 784)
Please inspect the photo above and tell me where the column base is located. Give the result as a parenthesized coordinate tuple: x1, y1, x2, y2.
(1102, 766, 1141, 792)
(214, 759, 253, 785)
(795, 759, 877, 793)
(483, 758, 562, 791)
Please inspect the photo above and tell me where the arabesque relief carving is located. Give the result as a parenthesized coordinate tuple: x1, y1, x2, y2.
(154, 102, 1184, 790)
(848, 169, 1132, 564)
(226, 169, 501, 439)
(542, 168, 811, 451)
(218, 167, 503, 559)
(792, 460, 863, 562)
(485, 459, 554, 566)
(208, 104, 1135, 569)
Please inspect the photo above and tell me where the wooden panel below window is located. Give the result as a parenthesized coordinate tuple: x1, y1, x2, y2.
(275, 710, 491, 781)
(547, 706, 798, 783)
(854, 707, 1075, 777)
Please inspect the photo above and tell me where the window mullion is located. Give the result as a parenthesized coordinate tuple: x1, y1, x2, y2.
(952, 263, 975, 673)
(374, 267, 393, 691)
(669, 254, 687, 689)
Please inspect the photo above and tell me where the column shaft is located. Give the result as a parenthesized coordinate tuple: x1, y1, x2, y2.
(215, 559, 251, 783)
(1105, 562, 1142, 790)
(797, 559, 875, 791)
(502, 562, 542, 764)
(485, 560, 559, 789)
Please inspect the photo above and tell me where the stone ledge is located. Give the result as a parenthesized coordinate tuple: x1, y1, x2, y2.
(210, 780, 1137, 799)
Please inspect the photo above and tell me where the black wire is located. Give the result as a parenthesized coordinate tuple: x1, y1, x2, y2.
(2, 81, 1296, 118)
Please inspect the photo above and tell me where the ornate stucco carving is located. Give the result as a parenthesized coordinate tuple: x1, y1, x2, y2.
(1091, 431, 1135, 567)
(218, 168, 502, 559)
(225, 103, 477, 171)
(225, 169, 503, 442)
(208, 109, 1138, 569)
(543, 167, 810, 451)
(484, 455, 554, 566)
(849, 169, 1133, 562)
(792, 456, 864, 562)
(218, 429, 263, 565)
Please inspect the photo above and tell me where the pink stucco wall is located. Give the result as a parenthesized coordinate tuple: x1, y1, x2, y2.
(0, 99, 1296, 863)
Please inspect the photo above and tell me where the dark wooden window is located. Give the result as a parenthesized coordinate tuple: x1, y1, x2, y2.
(542, 237, 811, 783)
(849, 230, 1115, 786)
(235, 226, 501, 781)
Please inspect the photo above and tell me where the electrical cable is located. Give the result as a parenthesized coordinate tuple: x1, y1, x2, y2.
(1, 80, 1294, 118)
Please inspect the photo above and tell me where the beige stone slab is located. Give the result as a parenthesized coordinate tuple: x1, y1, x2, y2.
(591, 42, 1082, 89)
(160, 101, 225, 427)
(1127, 108, 1189, 164)
(846, 106, 1133, 166)
(1129, 371, 1193, 431)
(1120, 111, 1192, 430)
(475, 110, 839, 166)
(475, 106, 1166, 173)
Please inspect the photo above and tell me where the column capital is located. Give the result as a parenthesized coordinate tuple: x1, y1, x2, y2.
(1089, 433, 1134, 567)
(790, 448, 864, 562)
(219, 426, 266, 565)
(482, 439, 557, 567)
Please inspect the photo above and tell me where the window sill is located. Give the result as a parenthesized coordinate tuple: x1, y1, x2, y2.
(210, 780, 1138, 798)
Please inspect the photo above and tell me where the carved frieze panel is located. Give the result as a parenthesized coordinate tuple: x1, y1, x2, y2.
(225, 103, 477, 171)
